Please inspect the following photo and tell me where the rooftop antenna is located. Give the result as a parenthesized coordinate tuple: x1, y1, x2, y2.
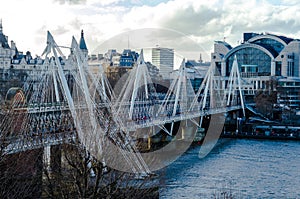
(127, 35, 129, 49)
(199, 53, 203, 63)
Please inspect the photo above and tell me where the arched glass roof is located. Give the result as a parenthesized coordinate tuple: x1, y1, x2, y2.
(247, 34, 293, 54)
(225, 47, 272, 76)
(252, 38, 284, 54)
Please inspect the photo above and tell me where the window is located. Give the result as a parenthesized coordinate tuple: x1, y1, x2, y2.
(226, 47, 271, 76)
(215, 62, 221, 75)
(241, 65, 258, 72)
(287, 61, 294, 77)
(275, 61, 282, 76)
(253, 38, 284, 53)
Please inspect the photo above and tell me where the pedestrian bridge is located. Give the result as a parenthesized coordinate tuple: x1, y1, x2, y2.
(0, 31, 245, 174)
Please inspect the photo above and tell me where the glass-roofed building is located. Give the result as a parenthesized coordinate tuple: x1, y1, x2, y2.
(211, 32, 300, 108)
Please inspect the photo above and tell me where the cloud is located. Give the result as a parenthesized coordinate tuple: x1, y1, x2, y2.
(280, 0, 299, 5)
(69, 18, 84, 30)
(52, 26, 70, 35)
(4, 0, 300, 61)
(161, 5, 222, 35)
(53, 0, 87, 5)
(52, 0, 124, 6)
(85, 0, 300, 61)
(88, 0, 124, 6)
(52, 0, 125, 6)
(128, 0, 300, 60)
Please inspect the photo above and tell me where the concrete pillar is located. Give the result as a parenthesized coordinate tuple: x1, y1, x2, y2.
(271, 61, 276, 76)
(221, 61, 226, 76)
(44, 146, 51, 171)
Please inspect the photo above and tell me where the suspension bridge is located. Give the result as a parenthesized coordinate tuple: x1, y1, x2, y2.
(0, 31, 245, 174)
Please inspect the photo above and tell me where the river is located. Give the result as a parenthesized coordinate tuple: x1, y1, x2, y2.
(159, 139, 300, 198)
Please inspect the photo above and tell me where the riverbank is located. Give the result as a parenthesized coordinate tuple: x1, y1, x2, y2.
(221, 132, 300, 140)
(222, 124, 300, 141)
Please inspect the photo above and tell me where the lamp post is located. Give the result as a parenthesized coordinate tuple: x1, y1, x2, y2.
(287, 90, 291, 125)
(236, 117, 242, 135)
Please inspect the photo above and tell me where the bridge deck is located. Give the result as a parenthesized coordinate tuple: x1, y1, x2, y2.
(1, 103, 241, 155)
(3, 131, 76, 155)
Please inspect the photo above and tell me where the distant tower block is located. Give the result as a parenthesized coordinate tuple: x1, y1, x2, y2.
(151, 47, 174, 79)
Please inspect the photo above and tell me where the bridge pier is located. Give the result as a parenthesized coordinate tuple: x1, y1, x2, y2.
(43, 144, 62, 175)
(179, 120, 196, 141)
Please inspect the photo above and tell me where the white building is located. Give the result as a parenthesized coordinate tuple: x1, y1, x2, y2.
(211, 32, 300, 108)
(0, 20, 17, 69)
(151, 47, 174, 79)
(0, 21, 87, 98)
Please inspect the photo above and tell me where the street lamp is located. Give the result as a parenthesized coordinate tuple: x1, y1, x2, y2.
(236, 117, 242, 134)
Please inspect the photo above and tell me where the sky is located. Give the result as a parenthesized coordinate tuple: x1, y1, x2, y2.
(1, 0, 300, 64)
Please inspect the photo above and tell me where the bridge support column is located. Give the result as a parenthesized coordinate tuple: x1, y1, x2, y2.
(181, 126, 185, 139)
(180, 120, 196, 141)
(147, 135, 151, 150)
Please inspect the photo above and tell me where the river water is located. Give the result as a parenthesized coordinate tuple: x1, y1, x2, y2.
(159, 139, 300, 198)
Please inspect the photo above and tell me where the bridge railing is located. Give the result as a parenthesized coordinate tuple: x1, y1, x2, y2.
(117, 105, 242, 131)
(3, 130, 77, 155)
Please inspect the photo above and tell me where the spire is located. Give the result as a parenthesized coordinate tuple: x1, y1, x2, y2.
(79, 29, 87, 50)
(0, 19, 3, 33)
(0, 19, 9, 49)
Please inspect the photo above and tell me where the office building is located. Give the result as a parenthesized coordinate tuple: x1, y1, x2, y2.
(152, 47, 174, 79)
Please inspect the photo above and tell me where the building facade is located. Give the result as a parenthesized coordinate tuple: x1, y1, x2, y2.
(211, 32, 300, 108)
(0, 22, 86, 99)
(152, 47, 174, 79)
(119, 49, 138, 67)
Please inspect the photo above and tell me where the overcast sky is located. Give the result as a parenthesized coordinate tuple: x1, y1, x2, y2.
(1, 0, 300, 62)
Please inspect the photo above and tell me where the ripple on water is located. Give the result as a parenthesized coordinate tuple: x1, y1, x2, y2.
(160, 139, 300, 198)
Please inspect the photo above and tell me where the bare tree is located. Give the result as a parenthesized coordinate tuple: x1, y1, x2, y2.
(254, 90, 277, 119)
(0, 97, 44, 198)
(42, 143, 158, 199)
(0, 142, 43, 198)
